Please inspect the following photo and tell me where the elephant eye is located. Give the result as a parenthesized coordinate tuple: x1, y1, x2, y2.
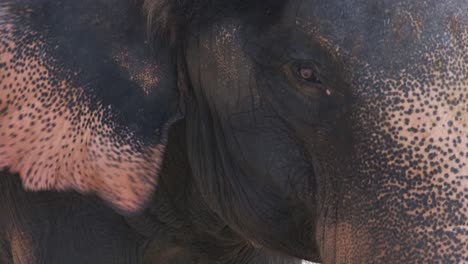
(295, 64, 322, 84)
(283, 61, 329, 98)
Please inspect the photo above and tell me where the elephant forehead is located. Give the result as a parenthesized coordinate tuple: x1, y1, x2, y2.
(287, 0, 466, 71)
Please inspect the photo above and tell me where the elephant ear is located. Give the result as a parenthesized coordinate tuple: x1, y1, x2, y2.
(0, 1, 181, 214)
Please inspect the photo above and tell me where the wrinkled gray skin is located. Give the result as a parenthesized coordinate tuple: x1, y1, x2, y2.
(0, 0, 466, 263)
(180, 0, 467, 262)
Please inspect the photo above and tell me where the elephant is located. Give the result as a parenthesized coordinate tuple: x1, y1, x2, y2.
(0, 0, 306, 263)
(0, 0, 466, 263)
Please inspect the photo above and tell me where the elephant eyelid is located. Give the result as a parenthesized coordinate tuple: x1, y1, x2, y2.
(283, 61, 323, 92)
(292, 62, 322, 85)
(282, 60, 343, 99)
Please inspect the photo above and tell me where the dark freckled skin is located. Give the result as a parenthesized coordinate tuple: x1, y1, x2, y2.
(301, 1, 467, 261)
(0, 0, 466, 263)
(0, 1, 179, 214)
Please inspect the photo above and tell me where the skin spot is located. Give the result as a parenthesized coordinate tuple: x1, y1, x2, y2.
(111, 49, 161, 96)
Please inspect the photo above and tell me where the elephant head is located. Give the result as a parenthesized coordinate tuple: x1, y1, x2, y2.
(1, 0, 466, 263)
(145, 0, 466, 262)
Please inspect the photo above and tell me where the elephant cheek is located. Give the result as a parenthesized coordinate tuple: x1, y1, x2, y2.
(341, 44, 467, 261)
(317, 219, 373, 264)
